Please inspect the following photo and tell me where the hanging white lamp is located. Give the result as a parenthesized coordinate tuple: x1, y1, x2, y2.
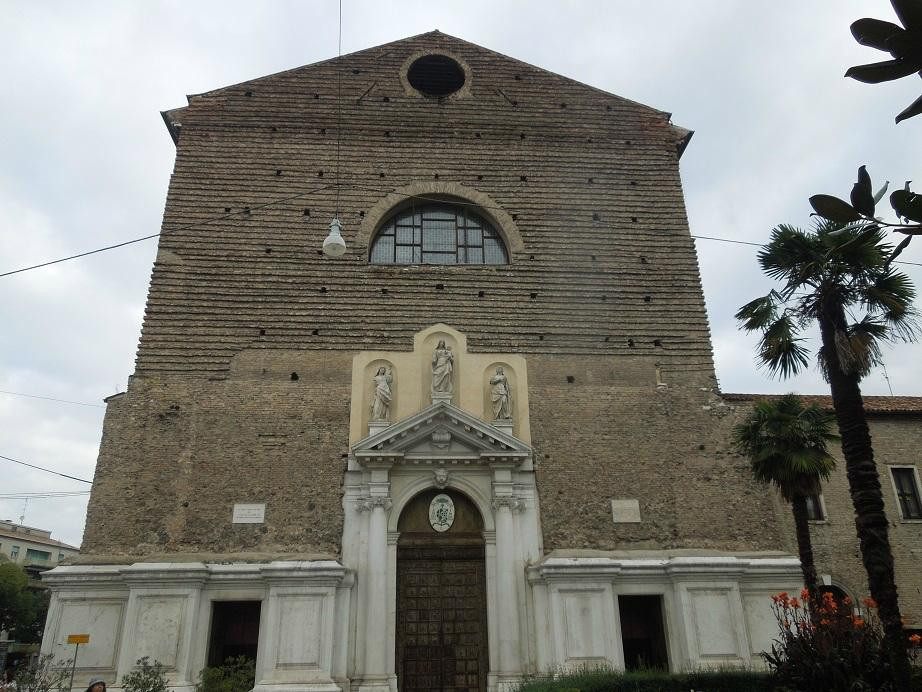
(323, 216, 346, 257)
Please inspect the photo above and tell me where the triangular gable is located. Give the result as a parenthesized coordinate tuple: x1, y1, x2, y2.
(162, 30, 686, 146)
(351, 401, 531, 467)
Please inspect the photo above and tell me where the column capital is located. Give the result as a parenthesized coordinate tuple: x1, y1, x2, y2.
(357, 495, 393, 512)
(492, 496, 524, 513)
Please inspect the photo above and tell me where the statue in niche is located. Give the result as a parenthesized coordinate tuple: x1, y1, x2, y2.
(490, 366, 513, 420)
(431, 340, 454, 395)
(370, 366, 393, 421)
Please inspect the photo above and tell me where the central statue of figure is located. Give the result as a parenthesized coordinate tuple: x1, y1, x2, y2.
(431, 340, 454, 395)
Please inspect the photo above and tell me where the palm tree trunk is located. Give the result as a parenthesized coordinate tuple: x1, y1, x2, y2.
(818, 310, 910, 689)
(790, 495, 820, 606)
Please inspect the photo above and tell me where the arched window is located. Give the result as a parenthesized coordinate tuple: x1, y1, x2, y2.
(370, 203, 508, 265)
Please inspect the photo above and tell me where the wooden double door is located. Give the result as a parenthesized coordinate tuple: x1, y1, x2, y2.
(396, 490, 488, 692)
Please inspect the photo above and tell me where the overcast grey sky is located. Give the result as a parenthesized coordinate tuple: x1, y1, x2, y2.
(2, 1, 920, 548)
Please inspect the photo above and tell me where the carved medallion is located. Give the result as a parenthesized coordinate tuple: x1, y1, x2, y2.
(428, 493, 455, 533)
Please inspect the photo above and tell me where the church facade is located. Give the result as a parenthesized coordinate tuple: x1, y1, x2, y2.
(39, 32, 922, 691)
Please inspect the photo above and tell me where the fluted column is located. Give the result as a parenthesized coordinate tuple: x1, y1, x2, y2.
(358, 494, 392, 689)
(492, 495, 523, 677)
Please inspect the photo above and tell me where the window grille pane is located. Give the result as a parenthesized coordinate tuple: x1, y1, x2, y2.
(483, 238, 507, 264)
(371, 235, 394, 263)
(396, 245, 414, 264)
(423, 252, 457, 264)
(423, 226, 455, 252)
(396, 227, 415, 245)
(467, 247, 483, 264)
(467, 227, 483, 245)
(423, 209, 455, 222)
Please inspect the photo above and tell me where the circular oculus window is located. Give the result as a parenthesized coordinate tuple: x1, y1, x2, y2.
(407, 54, 466, 97)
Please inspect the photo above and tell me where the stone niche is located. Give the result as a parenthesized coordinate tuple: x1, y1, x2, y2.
(349, 323, 531, 443)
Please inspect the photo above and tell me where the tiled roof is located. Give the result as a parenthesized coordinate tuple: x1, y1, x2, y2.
(0, 529, 79, 550)
(722, 393, 922, 415)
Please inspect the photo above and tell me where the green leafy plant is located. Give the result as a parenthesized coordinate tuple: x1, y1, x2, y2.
(764, 589, 922, 691)
(11, 653, 71, 692)
(0, 562, 48, 643)
(121, 657, 168, 692)
(514, 666, 774, 691)
(845, 0, 922, 123)
(195, 656, 256, 692)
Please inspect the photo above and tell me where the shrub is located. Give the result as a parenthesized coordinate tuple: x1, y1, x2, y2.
(763, 589, 921, 691)
(121, 657, 168, 692)
(12, 653, 71, 692)
(195, 656, 256, 692)
(515, 666, 774, 691)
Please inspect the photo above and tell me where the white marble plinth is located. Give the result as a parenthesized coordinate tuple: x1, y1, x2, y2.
(491, 419, 513, 436)
(367, 421, 390, 437)
(430, 393, 452, 406)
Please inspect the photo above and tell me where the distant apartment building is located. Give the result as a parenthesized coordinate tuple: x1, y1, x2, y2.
(0, 520, 79, 572)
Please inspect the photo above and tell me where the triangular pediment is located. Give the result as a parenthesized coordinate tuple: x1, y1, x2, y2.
(351, 402, 531, 467)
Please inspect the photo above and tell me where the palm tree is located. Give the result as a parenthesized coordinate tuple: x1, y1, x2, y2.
(733, 394, 837, 604)
(736, 218, 918, 687)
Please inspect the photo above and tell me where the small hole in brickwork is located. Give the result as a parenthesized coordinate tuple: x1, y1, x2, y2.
(434, 174, 439, 180)
(265, 248, 272, 254)
(379, 172, 385, 178)
(320, 128, 326, 134)
(588, 177, 594, 184)
(478, 290, 485, 297)
(384, 131, 390, 137)
(640, 255, 647, 264)
(245, 90, 253, 97)
(224, 207, 231, 212)
(311, 329, 319, 335)
(560, 103, 567, 108)
(631, 216, 638, 223)
(606, 105, 612, 111)
(644, 295, 651, 303)
(591, 255, 597, 261)
(604, 336, 610, 342)
(530, 292, 537, 299)
(514, 74, 521, 81)
(381, 288, 388, 295)
(529, 254, 535, 260)
(243, 207, 251, 214)
(181, 501, 189, 507)
(318, 170, 324, 177)
(290, 372, 299, 381)
(512, 100, 518, 107)
(352, 68, 360, 74)
(698, 444, 706, 451)
(520, 133, 525, 140)
(341, 453, 348, 458)
(303, 208, 311, 216)
(626, 140, 632, 145)
(271, 126, 277, 132)
(538, 334, 544, 341)
(359, 211, 365, 217)
(628, 339, 635, 348)
(592, 212, 601, 221)
(566, 375, 575, 383)
(436, 283, 445, 290)
(475, 132, 481, 138)
(316, 250, 324, 255)
(630, 180, 638, 186)
(587, 138, 593, 143)
(320, 287, 328, 294)
(477, 174, 483, 181)
(654, 339, 662, 347)
(307, 501, 316, 511)
(380, 95, 390, 103)
(512, 214, 518, 221)
(276, 169, 282, 176)
(520, 175, 527, 181)
(602, 295, 607, 301)
(314, 93, 319, 99)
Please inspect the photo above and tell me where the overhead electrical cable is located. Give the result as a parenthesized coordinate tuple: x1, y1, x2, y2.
(0, 390, 106, 408)
(0, 453, 93, 484)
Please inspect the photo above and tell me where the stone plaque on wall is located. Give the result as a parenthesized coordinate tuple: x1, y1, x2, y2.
(611, 499, 641, 523)
(232, 503, 266, 524)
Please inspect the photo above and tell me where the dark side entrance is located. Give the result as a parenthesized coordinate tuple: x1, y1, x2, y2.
(396, 488, 488, 692)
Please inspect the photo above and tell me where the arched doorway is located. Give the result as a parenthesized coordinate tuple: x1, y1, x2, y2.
(396, 488, 488, 692)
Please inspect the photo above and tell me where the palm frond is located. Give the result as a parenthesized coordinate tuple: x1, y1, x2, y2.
(862, 269, 920, 341)
(758, 316, 810, 378)
(735, 293, 778, 332)
(758, 225, 824, 284)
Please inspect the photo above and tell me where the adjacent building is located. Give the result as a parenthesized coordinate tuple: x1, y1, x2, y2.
(38, 31, 922, 691)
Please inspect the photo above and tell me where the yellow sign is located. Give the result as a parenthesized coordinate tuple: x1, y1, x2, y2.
(67, 634, 90, 645)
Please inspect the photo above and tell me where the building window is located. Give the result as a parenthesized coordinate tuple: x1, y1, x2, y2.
(891, 467, 922, 520)
(207, 601, 262, 667)
(26, 548, 51, 563)
(10, 545, 19, 560)
(370, 203, 508, 265)
(805, 493, 825, 521)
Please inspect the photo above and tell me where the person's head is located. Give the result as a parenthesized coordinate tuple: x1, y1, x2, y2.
(86, 678, 106, 692)
(437, 339, 446, 348)
(376, 366, 386, 375)
(496, 366, 504, 374)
